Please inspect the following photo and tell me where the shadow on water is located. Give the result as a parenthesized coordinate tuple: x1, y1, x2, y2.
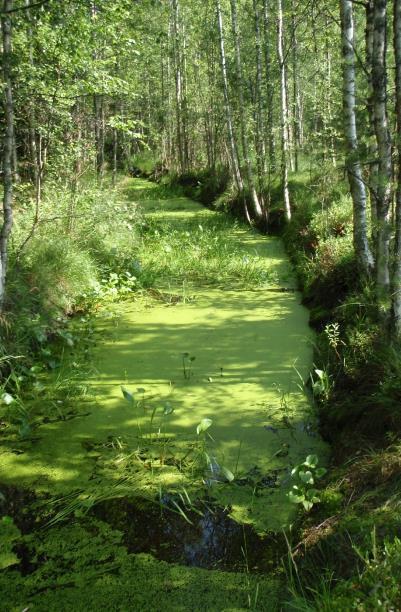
(93, 495, 283, 573)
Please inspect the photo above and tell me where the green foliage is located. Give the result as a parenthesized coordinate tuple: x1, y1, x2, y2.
(288, 455, 326, 511)
(27, 236, 97, 314)
(0, 516, 21, 570)
(139, 212, 273, 288)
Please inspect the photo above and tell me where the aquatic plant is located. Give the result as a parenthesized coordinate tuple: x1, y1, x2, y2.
(288, 455, 326, 512)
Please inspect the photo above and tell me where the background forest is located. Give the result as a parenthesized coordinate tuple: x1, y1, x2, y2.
(2, 0, 401, 609)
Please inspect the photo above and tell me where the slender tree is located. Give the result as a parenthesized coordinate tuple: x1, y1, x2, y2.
(340, 0, 374, 275)
(215, 0, 244, 195)
(230, 0, 263, 220)
(372, 0, 393, 294)
(0, 0, 15, 307)
(391, 0, 401, 335)
(277, 0, 291, 221)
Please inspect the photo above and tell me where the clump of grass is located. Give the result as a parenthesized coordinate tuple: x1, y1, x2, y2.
(138, 213, 273, 288)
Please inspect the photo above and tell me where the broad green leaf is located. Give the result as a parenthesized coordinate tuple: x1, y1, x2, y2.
(299, 470, 314, 485)
(305, 489, 320, 503)
(196, 418, 213, 435)
(288, 490, 305, 504)
(121, 386, 134, 404)
(304, 454, 318, 468)
(302, 500, 314, 511)
(315, 467, 327, 479)
(221, 466, 235, 482)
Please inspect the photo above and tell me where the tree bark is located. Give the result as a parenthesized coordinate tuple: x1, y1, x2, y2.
(216, 0, 244, 194)
(262, 0, 275, 173)
(277, 0, 291, 221)
(391, 0, 401, 335)
(230, 0, 263, 220)
(0, 0, 15, 308)
(340, 0, 374, 274)
(253, 0, 267, 187)
(372, 0, 392, 294)
(366, 0, 379, 238)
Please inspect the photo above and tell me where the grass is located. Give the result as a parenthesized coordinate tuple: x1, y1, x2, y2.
(138, 212, 275, 289)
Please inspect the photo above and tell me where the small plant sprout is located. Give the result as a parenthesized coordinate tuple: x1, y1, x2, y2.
(288, 454, 327, 511)
(196, 418, 213, 436)
(121, 386, 134, 406)
(182, 352, 196, 379)
(310, 368, 331, 401)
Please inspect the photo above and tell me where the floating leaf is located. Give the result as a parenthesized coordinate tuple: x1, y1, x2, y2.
(196, 418, 213, 435)
(136, 387, 146, 394)
(121, 386, 134, 404)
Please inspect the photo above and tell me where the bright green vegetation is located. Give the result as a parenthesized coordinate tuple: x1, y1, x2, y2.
(3, 0, 401, 607)
(1, 179, 326, 536)
(0, 178, 327, 610)
(0, 519, 281, 611)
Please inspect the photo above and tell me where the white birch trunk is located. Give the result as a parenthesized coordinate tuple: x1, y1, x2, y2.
(372, 0, 392, 293)
(391, 0, 401, 335)
(0, 0, 15, 308)
(277, 0, 291, 221)
(216, 0, 244, 193)
(340, 0, 374, 274)
(230, 0, 263, 220)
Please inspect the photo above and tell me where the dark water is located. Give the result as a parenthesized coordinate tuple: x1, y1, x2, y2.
(93, 495, 284, 573)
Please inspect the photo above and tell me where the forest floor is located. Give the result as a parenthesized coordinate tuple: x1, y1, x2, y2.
(0, 178, 327, 610)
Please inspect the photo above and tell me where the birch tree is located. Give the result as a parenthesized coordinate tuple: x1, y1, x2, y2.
(0, 0, 15, 308)
(277, 0, 291, 221)
(372, 0, 392, 294)
(230, 0, 263, 221)
(216, 0, 244, 196)
(391, 0, 401, 335)
(340, 0, 374, 275)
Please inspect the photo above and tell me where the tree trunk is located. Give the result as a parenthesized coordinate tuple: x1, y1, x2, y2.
(391, 0, 401, 335)
(366, 0, 378, 236)
(216, 0, 244, 194)
(372, 0, 392, 294)
(277, 0, 291, 221)
(0, 0, 15, 308)
(290, 3, 299, 172)
(94, 94, 104, 182)
(262, 0, 275, 173)
(340, 0, 374, 274)
(253, 0, 267, 187)
(171, 0, 185, 173)
(230, 0, 263, 220)
(112, 127, 118, 187)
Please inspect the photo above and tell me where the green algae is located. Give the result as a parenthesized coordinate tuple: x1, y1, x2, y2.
(0, 178, 329, 610)
(0, 178, 327, 533)
(0, 519, 282, 611)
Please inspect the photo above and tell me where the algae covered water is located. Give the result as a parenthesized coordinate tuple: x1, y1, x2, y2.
(0, 179, 328, 610)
